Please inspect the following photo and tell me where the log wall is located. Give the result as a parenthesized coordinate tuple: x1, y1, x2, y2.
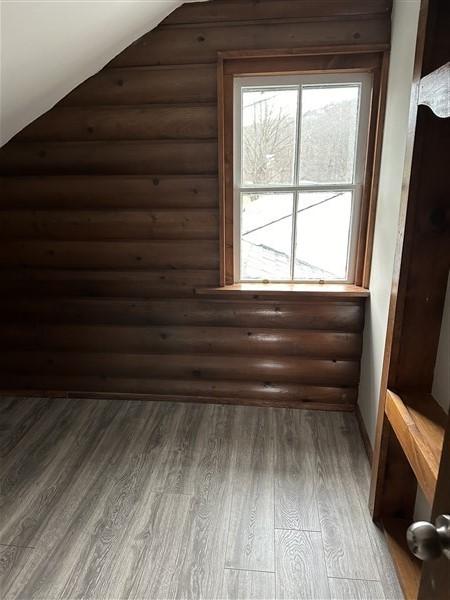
(0, 0, 391, 409)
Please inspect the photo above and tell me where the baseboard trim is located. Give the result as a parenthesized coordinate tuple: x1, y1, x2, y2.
(0, 388, 355, 412)
(355, 404, 373, 464)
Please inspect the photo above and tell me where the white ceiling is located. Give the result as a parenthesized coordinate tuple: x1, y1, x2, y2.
(1, 1, 203, 146)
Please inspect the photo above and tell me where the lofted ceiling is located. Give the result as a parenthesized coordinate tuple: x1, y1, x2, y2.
(0, 0, 204, 146)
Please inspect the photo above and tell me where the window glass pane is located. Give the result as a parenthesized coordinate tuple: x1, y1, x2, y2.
(299, 85, 360, 185)
(242, 87, 298, 186)
(294, 191, 352, 280)
(241, 192, 293, 280)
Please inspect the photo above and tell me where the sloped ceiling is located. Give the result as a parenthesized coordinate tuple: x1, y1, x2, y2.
(0, 0, 204, 146)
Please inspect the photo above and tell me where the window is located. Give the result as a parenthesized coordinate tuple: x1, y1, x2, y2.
(233, 73, 372, 284)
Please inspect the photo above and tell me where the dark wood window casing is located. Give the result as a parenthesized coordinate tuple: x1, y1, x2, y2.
(218, 46, 389, 289)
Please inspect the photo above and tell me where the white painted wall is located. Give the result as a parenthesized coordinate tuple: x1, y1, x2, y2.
(358, 0, 421, 446)
(0, 0, 204, 146)
(432, 273, 450, 413)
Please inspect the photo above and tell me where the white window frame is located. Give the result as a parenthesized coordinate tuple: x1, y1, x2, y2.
(233, 72, 373, 284)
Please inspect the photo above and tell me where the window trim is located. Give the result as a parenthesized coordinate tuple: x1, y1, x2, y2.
(217, 47, 389, 290)
(233, 72, 373, 284)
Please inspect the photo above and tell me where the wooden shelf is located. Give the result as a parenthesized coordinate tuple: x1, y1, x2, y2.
(385, 389, 446, 504)
(382, 517, 421, 600)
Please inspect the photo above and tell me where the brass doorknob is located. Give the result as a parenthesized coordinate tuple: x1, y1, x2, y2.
(406, 514, 450, 561)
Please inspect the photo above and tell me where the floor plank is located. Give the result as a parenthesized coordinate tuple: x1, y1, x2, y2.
(4, 401, 179, 599)
(274, 408, 320, 531)
(313, 412, 380, 580)
(1, 398, 118, 545)
(104, 492, 192, 599)
(168, 404, 237, 600)
(0, 398, 53, 459)
(329, 577, 385, 599)
(337, 413, 403, 599)
(56, 402, 180, 600)
(222, 568, 275, 600)
(225, 406, 275, 572)
(275, 529, 330, 600)
(151, 402, 205, 495)
(0, 544, 34, 600)
(0, 398, 399, 600)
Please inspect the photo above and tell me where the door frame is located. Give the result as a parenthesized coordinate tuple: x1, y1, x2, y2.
(369, 0, 450, 597)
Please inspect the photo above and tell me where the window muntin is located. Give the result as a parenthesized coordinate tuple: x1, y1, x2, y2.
(234, 72, 372, 283)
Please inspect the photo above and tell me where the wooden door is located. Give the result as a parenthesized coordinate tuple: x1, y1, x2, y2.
(419, 415, 450, 598)
(369, 0, 450, 598)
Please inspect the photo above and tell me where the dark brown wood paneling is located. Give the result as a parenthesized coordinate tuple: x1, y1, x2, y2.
(16, 104, 217, 142)
(0, 0, 384, 406)
(0, 175, 219, 209)
(163, 0, 391, 25)
(0, 298, 365, 330)
(109, 19, 389, 67)
(0, 141, 218, 175)
(0, 269, 220, 298)
(0, 351, 360, 386)
(0, 209, 219, 240)
(0, 324, 362, 358)
(60, 64, 217, 106)
(0, 374, 357, 409)
(0, 240, 219, 269)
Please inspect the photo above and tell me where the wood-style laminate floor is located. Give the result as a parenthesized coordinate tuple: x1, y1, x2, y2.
(0, 397, 402, 600)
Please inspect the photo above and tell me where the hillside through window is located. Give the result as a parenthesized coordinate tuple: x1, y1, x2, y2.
(233, 73, 372, 283)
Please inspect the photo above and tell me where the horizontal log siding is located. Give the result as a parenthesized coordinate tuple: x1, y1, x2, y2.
(0, 0, 386, 407)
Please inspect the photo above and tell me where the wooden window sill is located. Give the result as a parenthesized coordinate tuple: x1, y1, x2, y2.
(195, 283, 370, 300)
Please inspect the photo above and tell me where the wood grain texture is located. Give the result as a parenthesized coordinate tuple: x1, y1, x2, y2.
(3, 401, 180, 599)
(0, 268, 220, 299)
(0, 397, 52, 458)
(0, 140, 218, 175)
(109, 19, 389, 67)
(0, 240, 219, 269)
(0, 351, 360, 388)
(167, 404, 237, 600)
(313, 412, 379, 580)
(150, 402, 205, 494)
(164, 0, 391, 25)
(104, 492, 192, 600)
(332, 413, 403, 600)
(420, 412, 450, 600)
(0, 175, 219, 209)
(276, 530, 330, 600)
(222, 569, 275, 600)
(0, 324, 362, 359)
(0, 399, 398, 599)
(385, 390, 446, 504)
(0, 209, 219, 241)
(15, 104, 217, 142)
(274, 409, 320, 531)
(225, 406, 274, 572)
(61, 64, 217, 106)
(197, 283, 370, 299)
(0, 376, 357, 411)
(0, 298, 364, 330)
(328, 577, 385, 599)
(0, 544, 34, 597)
(382, 518, 421, 600)
(0, 399, 124, 547)
(0, 0, 384, 405)
(45, 403, 178, 600)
